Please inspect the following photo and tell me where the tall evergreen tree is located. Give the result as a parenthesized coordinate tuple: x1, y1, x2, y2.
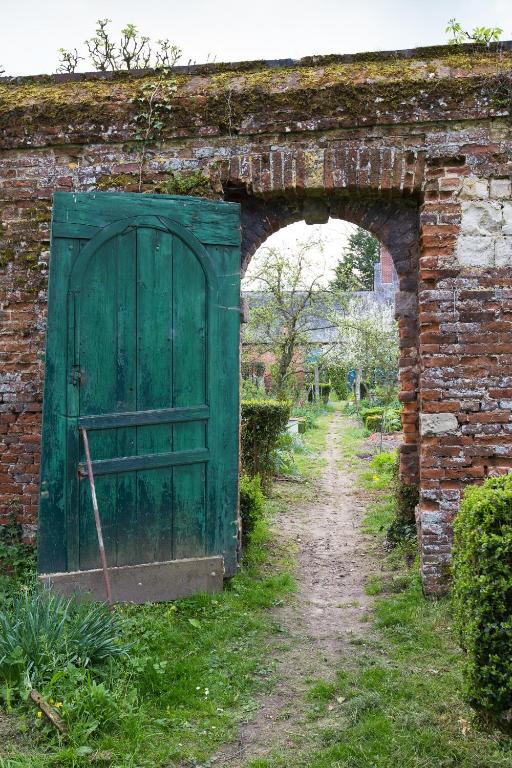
(331, 228, 380, 292)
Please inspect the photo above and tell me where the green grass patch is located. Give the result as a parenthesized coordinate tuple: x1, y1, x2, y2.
(0, 508, 296, 767)
(292, 412, 330, 480)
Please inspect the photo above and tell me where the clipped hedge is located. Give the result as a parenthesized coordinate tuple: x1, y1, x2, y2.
(361, 406, 384, 427)
(241, 399, 291, 486)
(239, 474, 265, 544)
(452, 475, 512, 718)
(365, 413, 383, 432)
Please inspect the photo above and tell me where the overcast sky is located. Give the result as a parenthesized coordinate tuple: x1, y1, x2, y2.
(2, 0, 510, 273)
(1, 0, 510, 77)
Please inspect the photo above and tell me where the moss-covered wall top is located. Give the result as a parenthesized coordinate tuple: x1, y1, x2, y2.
(2, 43, 512, 148)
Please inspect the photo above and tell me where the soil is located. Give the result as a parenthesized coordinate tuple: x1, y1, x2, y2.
(213, 411, 381, 766)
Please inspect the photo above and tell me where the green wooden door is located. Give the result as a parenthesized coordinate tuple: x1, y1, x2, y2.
(39, 192, 240, 581)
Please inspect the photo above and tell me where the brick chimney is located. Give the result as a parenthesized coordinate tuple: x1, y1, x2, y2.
(380, 245, 394, 284)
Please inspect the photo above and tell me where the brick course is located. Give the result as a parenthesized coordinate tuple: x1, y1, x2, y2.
(2, 42, 512, 591)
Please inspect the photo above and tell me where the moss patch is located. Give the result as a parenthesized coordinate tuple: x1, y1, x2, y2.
(1, 48, 512, 138)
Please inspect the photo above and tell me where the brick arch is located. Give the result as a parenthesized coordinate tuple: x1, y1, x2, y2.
(3, 44, 512, 593)
(230, 187, 421, 495)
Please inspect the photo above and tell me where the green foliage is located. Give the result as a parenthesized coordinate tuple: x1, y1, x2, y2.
(0, 515, 36, 596)
(365, 413, 383, 432)
(360, 405, 384, 424)
(0, 590, 128, 700)
(58, 18, 182, 73)
(0, 504, 296, 763)
(272, 432, 300, 477)
(292, 401, 332, 431)
(243, 237, 337, 399)
(453, 475, 512, 717)
(308, 383, 331, 404)
(156, 170, 212, 197)
(319, 383, 331, 403)
(446, 18, 503, 45)
(241, 378, 268, 400)
(331, 228, 380, 292)
(241, 360, 266, 379)
(382, 408, 402, 433)
(239, 474, 265, 543)
(131, 70, 178, 191)
(332, 302, 399, 394)
(327, 365, 349, 400)
(241, 400, 291, 486)
(386, 456, 419, 544)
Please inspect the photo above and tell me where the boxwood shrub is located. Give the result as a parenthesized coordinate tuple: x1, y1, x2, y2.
(239, 474, 265, 544)
(452, 475, 512, 718)
(365, 413, 383, 432)
(241, 399, 291, 486)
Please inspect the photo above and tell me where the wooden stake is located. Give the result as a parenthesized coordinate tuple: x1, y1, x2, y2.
(80, 427, 113, 607)
(30, 689, 67, 733)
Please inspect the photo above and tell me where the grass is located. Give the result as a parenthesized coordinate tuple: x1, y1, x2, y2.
(293, 412, 330, 480)
(243, 412, 512, 768)
(0, 505, 296, 767)
(5, 409, 512, 766)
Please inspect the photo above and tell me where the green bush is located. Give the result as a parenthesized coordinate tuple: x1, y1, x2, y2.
(360, 406, 383, 418)
(382, 408, 402, 433)
(452, 476, 512, 718)
(0, 589, 128, 700)
(0, 514, 36, 595)
(361, 406, 383, 426)
(319, 383, 331, 403)
(241, 379, 267, 400)
(241, 399, 291, 486)
(327, 365, 349, 400)
(365, 413, 383, 432)
(239, 474, 265, 544)
(272, 432, 300, 477)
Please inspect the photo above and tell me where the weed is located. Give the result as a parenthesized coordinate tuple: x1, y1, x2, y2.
(0, 590, 127, 702)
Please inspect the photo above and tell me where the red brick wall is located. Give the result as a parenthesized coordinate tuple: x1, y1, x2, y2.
(1, 43, 512, 591)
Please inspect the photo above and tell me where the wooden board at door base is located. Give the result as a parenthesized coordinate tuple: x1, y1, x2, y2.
(38, 192, 241, 602)
(39, 556, 224, 604)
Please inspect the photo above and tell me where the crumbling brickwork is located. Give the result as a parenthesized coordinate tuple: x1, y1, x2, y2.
(2, 42, 512, 591)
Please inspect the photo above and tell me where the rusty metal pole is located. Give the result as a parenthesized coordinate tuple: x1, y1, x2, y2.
(80, 427, 113, 607)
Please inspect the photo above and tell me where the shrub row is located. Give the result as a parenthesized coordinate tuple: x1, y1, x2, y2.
(453, 475, 512, 719)
(239, 474, 265, 544)
(240, 399, 291, 487)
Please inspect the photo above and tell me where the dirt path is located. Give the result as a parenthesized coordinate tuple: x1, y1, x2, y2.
(214, 411, 378, 766)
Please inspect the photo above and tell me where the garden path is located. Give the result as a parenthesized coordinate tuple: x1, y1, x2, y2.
(214, 410, 378, 766)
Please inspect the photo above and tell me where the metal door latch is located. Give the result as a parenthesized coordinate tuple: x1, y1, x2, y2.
(69, 366, 83, 386)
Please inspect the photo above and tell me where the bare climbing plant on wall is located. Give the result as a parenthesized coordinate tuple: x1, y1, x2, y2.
(57, 19, 182, 73)
(131, 72, 178, 191)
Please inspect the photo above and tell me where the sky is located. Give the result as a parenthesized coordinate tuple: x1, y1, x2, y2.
(1, 0, 509, 77)
(243, 220, 358, 288)
(1, 0, 510, 273)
